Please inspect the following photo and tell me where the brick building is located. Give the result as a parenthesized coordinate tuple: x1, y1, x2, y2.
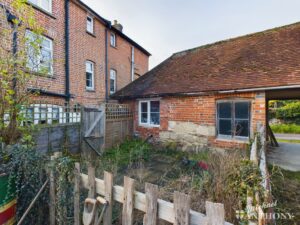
(113, 23, 300, 151)
(0, 0, 150, 107)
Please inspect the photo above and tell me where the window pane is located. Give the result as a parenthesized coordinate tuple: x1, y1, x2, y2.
(110, 33, 115, 46)
(219, 119, 232, 136)
(235, 120, 249, 137)
(28, 0, 38, 4)
(141, 112, 148, 123)
(110, 79, 115, 93)
(86, 62, 93, 72)
(150, 101, 160, 113)
(218, 102, 232, 118)
(150, 113, 160, 125)
(41, 0, 50, 11)
(141, 102, 147, 113)
(235, 102, 250, 119)
(86, 72, 92, 87)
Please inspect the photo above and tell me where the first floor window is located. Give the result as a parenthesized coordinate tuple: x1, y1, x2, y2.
(110, 32, 116, 47)
(217, 101, 251, 138)
(86, 16, 94, 33)
(139, 100, 160, 126)
(26, 30, 53, 75)
(110, 69, 116, 94)
(28, 0, 52, 13)
(86, 61, 94, 90)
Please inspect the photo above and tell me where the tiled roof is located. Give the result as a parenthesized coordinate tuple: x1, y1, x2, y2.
(113, 22, 300, 99)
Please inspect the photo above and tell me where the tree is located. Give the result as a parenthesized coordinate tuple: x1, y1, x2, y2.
(0, 0, 47, 145)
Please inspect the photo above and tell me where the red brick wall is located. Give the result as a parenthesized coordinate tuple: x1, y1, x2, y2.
(108, 32, 149, 95)
(1, 0, 149, 107)
(124, 91, 266, 150)
(69, 1, 106, 106)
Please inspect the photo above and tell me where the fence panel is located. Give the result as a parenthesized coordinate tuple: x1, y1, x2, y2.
(105, 103, 133, 149)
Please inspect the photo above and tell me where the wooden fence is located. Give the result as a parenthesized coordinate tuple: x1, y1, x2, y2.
(105, 103, 133, 149)
(249, 123, 269, 225)
(68, 163, 233, 225)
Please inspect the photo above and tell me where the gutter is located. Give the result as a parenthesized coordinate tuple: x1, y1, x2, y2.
(64, 0, 70, 101)
(28, 88, 68, 98)
(114, 85, 300, 100)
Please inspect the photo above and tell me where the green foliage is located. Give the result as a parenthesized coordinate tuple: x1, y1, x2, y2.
(53, 156, 75, 225)
(275, 101, 300, 120)
(99, 138, 151, 172)
(270, 123, 300, 134)
(0, 145, 49, 225)
(0, 0, 46, 145)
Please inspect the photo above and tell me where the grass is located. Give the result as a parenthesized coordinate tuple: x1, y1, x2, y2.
(277, 139, 300, 144)
(269, 165, 300, 224)
(270, 123, 300, 134)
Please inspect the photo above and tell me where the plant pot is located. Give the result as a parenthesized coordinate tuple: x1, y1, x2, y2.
(0, 174, 16, 225)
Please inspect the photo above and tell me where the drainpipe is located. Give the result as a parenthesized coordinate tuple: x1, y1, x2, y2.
(64, 0, 70, 102)
(131, 46, 135, 81)
(105, 23, 111, 102)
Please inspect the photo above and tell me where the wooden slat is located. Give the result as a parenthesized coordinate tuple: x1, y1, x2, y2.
(80, 174, 232, 225)
(85, 111, 104, 137)
(144, 183, 158, 225)
(74, 163, 81, 225)
(88, 164, 96, 198)
(104, 171, 113, 225)
(206, 201, 225, 225)
(174, 191, 190, 225)
(122, 176, 135, 225)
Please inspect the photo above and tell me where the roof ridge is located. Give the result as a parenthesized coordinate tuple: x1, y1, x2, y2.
(173, 21, 300, 58)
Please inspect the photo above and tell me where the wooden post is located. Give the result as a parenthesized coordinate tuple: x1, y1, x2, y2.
(74, 163, 81, 225)
(49, 153, 62, 225)
(87, 163, 97, 225)
(122, 176, 135, 225)
(206, 201, 225, 225)
(174, 192, 190, 225)
(144, 183, 158, 225)
(88, 163, 96, 198)
(103, 171, 113, 225)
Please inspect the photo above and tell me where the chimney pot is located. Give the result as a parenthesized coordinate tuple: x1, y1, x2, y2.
(112, 20, 123, 33)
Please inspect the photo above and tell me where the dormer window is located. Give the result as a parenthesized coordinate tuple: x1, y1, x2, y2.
(28, 0, 52, 13)
(87, 16, 94, 34)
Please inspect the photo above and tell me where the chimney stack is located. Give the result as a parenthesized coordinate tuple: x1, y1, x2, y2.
(112, 20, 123, 33)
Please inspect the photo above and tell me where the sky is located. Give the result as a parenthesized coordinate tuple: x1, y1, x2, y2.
(82, 0, 300, 69)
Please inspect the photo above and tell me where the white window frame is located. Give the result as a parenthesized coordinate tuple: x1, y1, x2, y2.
(26, 30, 53, 75)
(86, 15, 94, 34)
(110, 69, 116, 94)
(138, 100, 160, 127)
(110, 32, 116, 47)
(28, 0, 52, 13)
(86, 61, 95, 91)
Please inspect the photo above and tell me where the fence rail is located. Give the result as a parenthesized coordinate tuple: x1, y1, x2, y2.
(70, 163, 233, 225)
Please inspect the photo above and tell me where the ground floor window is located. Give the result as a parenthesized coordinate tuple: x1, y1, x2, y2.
(217, 100, 251, 138)
(139, 100, 160, 126)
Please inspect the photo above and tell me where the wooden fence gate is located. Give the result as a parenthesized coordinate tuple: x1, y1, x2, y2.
(82, 105, 105, 156)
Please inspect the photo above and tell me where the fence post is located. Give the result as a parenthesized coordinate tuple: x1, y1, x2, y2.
(49, 153, 62, 225)
(144, 183, 158, 225)
(174, 191, 190, 225)
(206, 201, 225, 225)
(122, 176, 135, 225)
(74, 163, 81, 225)
(104, 171, 113, 225)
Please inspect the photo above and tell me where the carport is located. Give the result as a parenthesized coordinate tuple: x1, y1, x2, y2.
(265, 87, 300, 172)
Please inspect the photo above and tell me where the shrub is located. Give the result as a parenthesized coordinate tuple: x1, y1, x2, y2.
(270, 123, 300, 134)
(275, 101, 300, 120)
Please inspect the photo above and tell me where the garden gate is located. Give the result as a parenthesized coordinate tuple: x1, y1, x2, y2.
(82, 105, 105, 156)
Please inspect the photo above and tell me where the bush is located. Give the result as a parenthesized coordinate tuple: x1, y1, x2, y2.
(270, 123, 300, 134)
(275, 101, 300, 120)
